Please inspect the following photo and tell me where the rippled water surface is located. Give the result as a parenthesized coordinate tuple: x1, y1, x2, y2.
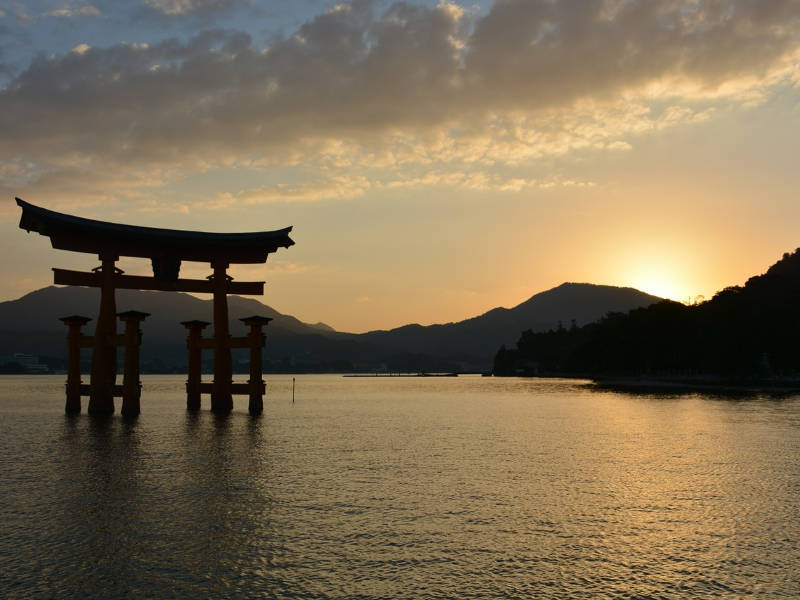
(2, 374, 800, 598)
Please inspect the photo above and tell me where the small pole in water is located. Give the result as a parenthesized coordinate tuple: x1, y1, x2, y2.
(292, 377, 295, 404)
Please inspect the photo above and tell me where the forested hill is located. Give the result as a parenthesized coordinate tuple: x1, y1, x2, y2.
(494, 249, 800, 378)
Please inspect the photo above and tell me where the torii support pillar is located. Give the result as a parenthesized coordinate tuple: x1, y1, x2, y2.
(240, 316, 272, 415)
(89, 254, 120, 415)
(118, 310, 150, 417)
(60, 315, 92, 414)
(182, 320, 210, 410)
(210, 260, 234, 413)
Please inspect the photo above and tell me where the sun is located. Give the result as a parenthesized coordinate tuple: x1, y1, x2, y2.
(627, 261, 692, 301)
(634, 276, 685, 301)
(614, 245, 694, 303)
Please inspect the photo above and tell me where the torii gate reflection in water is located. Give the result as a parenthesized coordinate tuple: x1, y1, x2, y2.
(16, 198, 294, 415)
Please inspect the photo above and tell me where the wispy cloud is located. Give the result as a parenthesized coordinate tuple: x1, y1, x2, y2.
(0, 158, 173, 215)
(42, 3, 100, 18)
(379, 171, 596, 192)
(203, 175, 371, 208)
(196, 169, 598, 210)
(142, 0, 246, 16)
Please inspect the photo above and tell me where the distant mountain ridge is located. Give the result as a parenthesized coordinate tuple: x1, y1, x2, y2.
(0, 283, 661, 372)
(0, 286, 334, 370)
(354, 283, 661, 368)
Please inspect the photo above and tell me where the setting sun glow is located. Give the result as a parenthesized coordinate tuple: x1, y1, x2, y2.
(631, 275, 686, 302)
(621, 251, 691, 303)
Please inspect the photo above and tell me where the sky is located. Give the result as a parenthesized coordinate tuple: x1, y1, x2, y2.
(0, 0, 799, 333)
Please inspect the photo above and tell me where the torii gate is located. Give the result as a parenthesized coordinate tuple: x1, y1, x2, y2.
(16, 198, 294, 415)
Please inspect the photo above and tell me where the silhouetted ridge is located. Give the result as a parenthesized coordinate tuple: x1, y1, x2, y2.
(0, 282, 659, 373)
(494, 249, 800, 378)
(353, 283, 660, 368)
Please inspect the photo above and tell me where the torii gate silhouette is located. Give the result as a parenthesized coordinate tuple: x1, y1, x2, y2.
(16, 198, 294, 416)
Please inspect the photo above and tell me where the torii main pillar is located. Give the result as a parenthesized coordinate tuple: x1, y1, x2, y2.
(88, 254, 120, 414)
(210, 260, 234, 412)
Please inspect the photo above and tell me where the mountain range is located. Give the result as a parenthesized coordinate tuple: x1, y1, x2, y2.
(0, 283, 660, 372)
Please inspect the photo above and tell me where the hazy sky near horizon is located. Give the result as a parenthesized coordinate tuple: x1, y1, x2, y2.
(1, 0, 799, 332)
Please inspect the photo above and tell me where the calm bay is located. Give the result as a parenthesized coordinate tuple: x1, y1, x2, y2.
(1, 374, 799, 598)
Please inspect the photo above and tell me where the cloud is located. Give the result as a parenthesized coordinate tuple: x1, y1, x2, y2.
(140, 0, 246, 17)
(196, 169, 597, 211)
(42, 3, 101, 18)
(1, 0, 799, 201)
(379, 170, 596, 192)
(0, 158, 173, 215)
(203, 175, 371, 208)
(263, 261, 309, 274)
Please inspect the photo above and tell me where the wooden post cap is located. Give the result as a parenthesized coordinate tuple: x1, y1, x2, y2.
(59, 315, 92, 325)
(239, 316, 273, 326)
(180, 320, 211, 329)
(117, 310, 151, 321)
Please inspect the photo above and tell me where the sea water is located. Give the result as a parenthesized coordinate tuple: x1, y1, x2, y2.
(1, 374, 799, 598)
